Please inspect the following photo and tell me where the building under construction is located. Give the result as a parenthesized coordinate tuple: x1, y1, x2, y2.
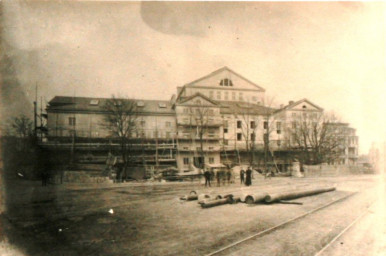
(42, 67, 358, 178)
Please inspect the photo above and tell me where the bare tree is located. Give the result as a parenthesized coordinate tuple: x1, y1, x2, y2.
(187, 100, 213, 168)
(8, 115, 34, 139)
(236, 102, 260, 166)
(261, 97, 279, 169)
(102, 96, 138, 181)
(286, 112, 345, 165)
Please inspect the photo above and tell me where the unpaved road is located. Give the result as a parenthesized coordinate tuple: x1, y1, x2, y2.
(1, 175, 384, 256)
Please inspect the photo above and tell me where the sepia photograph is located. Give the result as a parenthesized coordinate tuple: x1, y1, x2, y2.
(0, 1, 385, 255)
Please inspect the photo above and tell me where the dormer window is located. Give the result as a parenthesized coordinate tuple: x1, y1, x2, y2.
(158, 103, 167, 108)
(220, 78, 233, 86)
(137, 101, 145, 107)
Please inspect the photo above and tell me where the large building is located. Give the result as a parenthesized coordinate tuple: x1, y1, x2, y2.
(44, 67, 358, 174)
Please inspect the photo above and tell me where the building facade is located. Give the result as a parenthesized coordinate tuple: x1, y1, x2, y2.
(45, 67, 358, 173)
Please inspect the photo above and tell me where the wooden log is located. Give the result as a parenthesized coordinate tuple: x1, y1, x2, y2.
(264, 187, 336, 203)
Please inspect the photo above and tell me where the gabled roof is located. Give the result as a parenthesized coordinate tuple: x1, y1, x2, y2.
(279, 98, 324, 112)
(47, 96, 174, 114)
(176, 66, 265, 101)
(177, 92, 220, 106)
(184, 66, 265, 91)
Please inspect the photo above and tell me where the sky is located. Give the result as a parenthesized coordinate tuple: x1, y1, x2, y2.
(1, 1, 385, 154)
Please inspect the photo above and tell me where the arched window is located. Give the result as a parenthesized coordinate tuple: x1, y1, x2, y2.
(220, 78, 233, 86)
(302, 105, 307, 109)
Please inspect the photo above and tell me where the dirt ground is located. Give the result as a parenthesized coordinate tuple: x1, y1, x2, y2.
(0, 174, 383, 256)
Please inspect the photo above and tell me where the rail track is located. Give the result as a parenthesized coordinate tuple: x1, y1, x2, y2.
(314, 200, 377, 256)
(205, 191, 358, 256)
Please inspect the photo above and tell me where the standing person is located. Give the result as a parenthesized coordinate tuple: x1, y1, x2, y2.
(240, 168, 245, 185)
(245, 167, 252, 186)
(216, 170, 221, 187)
(226, 168, 231, 185)
(204, 169, 211, 187)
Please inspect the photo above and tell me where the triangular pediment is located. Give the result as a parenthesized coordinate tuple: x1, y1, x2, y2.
(184, 67, 265, 91)
(286, 99, 323, 111)
(178, 93, 218, 107)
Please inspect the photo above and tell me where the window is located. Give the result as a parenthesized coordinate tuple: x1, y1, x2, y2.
(183, 158, 190, 165)
(217, 91, 221, 100)
(208, 147, 214, 150)
(137, 101, 145, 107)
(277, 122, 281, 134)
(292, 112, 297, 117)
(252, 96, 257, 102)
(251, 133, 256, 141)
(209, 157, 215, 164)
(166, 132, 171, 138)
(140, 120, 146, 127)
(209, 91, 214, 99)
(232, 92, 236, 100)
(239, 92, 243, 101)
(277, 140, 281, 146)
(264, 121, 268, 129)
(237, 133, 242, 141)
(292, 121, 297, 129)
(250, 121, 256, 129)
(69, 117, 76, 126)
(158, 103, 167, 108)
(208, 109, 214, 115)
(303, 112, 307, 118)
(183, 108, 189, 114)
(153, 131, 158, 138)
(220, 78, 233, 86)
(223, 128, 228, 133)
(165, 121, 171, 127)
(302, 105, 307, 109)
(223, 139, 229, 145)
(224, 91, 229, 100)
(224, 120, 228, 128)
(237, 120, 242, 128)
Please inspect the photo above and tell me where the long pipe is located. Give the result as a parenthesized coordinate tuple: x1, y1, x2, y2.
(264, 187, 336, 203)
(244, 193, 269, 204)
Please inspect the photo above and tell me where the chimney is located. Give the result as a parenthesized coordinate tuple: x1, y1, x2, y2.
(289, 101, 294, 105)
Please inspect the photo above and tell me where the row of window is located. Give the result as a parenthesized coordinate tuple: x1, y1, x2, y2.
(182, 108, 215, 115)
(68, 117, 173, 128)
(183, 157, 215, 165)
(291, 112, 318, 119)
(207, 90, 259, 102)
(223, 137, 282, 146)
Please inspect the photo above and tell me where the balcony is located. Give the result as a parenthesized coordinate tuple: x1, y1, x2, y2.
(176, 117, 223, 127)
(178, 146, 221, 152)
(177, 134, 220, 140)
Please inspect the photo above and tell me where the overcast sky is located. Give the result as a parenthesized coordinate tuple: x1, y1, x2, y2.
(1, 1, 385, 154)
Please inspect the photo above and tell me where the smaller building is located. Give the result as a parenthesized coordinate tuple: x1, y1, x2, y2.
(324, 123, 359, 165)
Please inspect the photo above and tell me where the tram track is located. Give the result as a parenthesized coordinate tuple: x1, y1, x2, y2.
(205, 191, 357, 256)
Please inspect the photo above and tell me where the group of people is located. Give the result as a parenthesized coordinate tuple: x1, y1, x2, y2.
(203, 166, 254, 187)
(203, 168, 232, 187)
(239, 167, 252, 186)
